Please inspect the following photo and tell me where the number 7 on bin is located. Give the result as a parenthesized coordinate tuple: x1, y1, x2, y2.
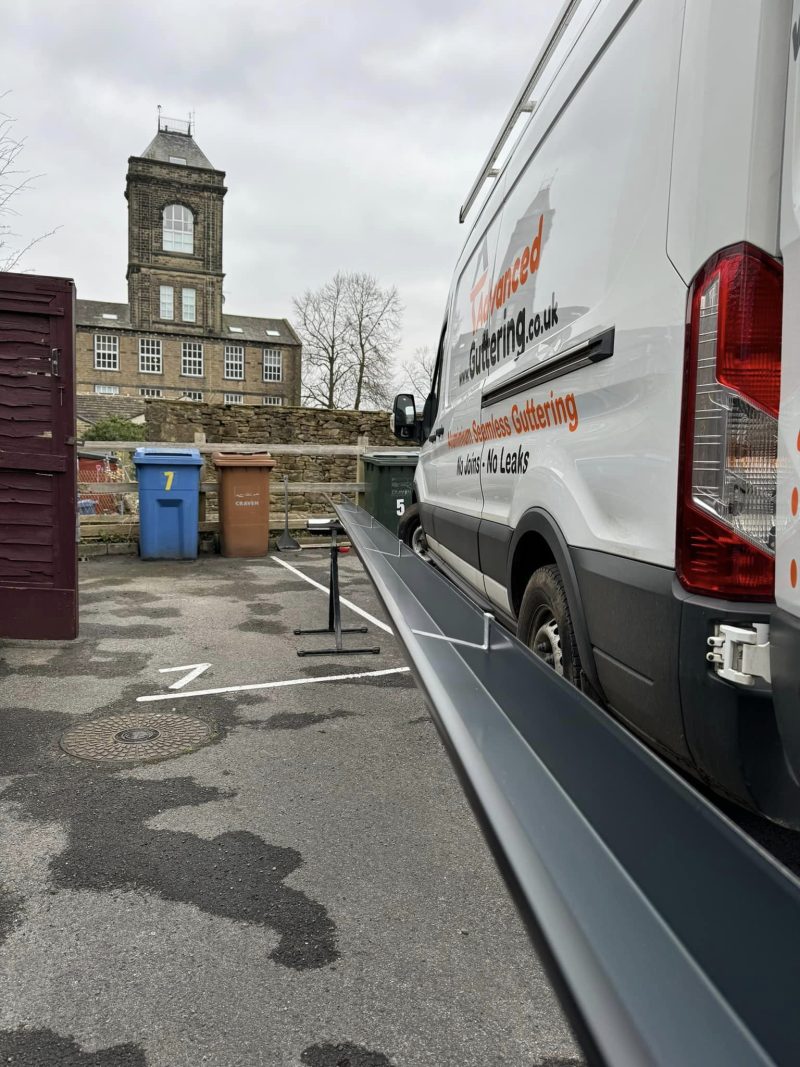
(164, 470, 174, 491)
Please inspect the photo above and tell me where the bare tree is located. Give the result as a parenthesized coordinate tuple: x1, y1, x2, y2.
(344, 273, 402, 410)
(1, 94, 55, 271)
(397, 345, 435, 402)
(292, 272, 353, 408)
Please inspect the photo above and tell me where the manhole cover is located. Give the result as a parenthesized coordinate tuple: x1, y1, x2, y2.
(60, 712, 213, 762)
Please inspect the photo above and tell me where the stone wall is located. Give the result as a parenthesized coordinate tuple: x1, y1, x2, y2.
(145, 400, 415, 518)
(146, 398, 403, 447)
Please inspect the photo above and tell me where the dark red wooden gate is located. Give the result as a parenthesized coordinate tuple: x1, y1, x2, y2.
(0, 273, 77, 639)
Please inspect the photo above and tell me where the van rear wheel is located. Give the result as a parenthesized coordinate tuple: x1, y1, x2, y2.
(518, 564, 582, 687)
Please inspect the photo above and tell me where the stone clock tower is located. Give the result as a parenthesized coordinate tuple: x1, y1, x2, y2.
(125, 115, 227, 333)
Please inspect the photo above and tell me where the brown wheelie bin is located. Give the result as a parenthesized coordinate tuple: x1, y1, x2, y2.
(213, 452, 276, 557)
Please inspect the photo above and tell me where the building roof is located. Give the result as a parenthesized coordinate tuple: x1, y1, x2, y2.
(75, 300, 300, 346)
(75, 300, 131, 328)
(139, 128, 215, 170)
(76, 393, 146, 426)
(222, 314, 301, 346)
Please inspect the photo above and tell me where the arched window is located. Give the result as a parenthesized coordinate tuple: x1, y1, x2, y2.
(162, 204, 193, 253)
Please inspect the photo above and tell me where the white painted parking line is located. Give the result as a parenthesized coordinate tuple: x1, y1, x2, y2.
(136, 666, 411, 703)
(159, 662, 212, 689)
(272, 555, 393, 634)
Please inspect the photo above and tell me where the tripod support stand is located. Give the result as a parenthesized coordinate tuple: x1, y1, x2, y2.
(295, 521, 380, 657)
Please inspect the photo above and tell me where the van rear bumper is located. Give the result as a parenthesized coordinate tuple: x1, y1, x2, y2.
(572, 549, 800, 825)
(770, 607, 800, 796)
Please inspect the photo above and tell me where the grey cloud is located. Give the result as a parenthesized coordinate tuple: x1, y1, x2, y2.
(3, 0, 561, 365)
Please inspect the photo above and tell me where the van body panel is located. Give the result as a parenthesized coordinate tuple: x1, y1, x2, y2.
(439, 0, 688, 573)
(413, 0, 800, 821)
(571, 548, 688, 757)
(667, 0, 790, 283)
(773, 0, 800, 783)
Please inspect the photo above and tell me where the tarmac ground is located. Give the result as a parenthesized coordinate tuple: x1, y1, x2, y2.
(0, 551, 581, 1067)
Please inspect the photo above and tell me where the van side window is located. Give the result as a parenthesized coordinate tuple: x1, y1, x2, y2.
(422, 320, 446, 439)
(445, 212, 503, 406)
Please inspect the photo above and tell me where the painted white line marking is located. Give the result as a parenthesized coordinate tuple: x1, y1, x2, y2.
(272, 555, 393, 634)
(159, 662, 212, 690)
(136, 666, 410, 703)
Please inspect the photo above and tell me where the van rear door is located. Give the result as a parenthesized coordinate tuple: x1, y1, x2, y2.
(773, 2, 800, 775)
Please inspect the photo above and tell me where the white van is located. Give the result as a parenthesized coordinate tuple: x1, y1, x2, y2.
(393, 0, 800, 825)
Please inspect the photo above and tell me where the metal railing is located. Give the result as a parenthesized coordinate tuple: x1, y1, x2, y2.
(76, 438, 412, 537)
(458, 0, 584, 223)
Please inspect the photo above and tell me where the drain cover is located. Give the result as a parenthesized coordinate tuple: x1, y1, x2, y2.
(116, 727, 160, 743)
(61, 712, 213, 762)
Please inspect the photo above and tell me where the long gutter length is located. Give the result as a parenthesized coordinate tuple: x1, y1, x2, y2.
(335, 501, 800, 1067)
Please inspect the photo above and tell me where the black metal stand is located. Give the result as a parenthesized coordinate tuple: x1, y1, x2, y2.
(276, 475, 301, 551)
(295, 523, 380, 656)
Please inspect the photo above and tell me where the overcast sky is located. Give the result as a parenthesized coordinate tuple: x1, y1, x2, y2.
(3, 0, 561, 375)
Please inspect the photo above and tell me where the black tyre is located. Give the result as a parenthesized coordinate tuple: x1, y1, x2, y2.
(398, 502, 427, 557)
(517, 564, 583, 687)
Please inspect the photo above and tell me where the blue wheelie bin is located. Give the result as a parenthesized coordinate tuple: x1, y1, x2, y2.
(133, 448, 203, 559)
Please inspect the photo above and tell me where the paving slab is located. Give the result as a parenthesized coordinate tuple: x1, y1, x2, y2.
(0, 552, 581, 1067)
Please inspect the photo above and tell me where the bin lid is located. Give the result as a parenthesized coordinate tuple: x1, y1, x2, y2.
(78, 450, 117, 462)
(212, 452, 275, 468)
(133, 448, 202, 466)
(363, 451, 419, 467)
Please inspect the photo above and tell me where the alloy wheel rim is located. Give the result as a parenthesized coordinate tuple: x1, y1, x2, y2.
(532, 612, 563, 676)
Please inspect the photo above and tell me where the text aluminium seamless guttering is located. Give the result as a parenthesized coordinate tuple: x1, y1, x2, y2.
(334, 500, 800, 1067)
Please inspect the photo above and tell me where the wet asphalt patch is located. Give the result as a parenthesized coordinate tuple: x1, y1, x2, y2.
(0, 696, 338, 972)
(244, 709, 355, 731)
(0, 1026, 147, 1065)
(245, 600, 286, 616)
(103, 605, 182, 621)
(0, 886, 22, 946)
(255, 579, 317, 597)
(237, 618, 290, 635)
(0, 648, 152, 681)
(78, 623, 174, 641)
(301, 1042, 394, 1067)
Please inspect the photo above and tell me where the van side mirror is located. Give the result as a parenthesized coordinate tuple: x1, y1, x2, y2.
(392, 393, 417, 440)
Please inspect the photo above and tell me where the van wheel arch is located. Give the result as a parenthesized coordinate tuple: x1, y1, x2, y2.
(507, 509, 604, 699)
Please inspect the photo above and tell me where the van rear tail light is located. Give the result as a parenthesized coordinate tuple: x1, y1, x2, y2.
(677, 243, 781, 601)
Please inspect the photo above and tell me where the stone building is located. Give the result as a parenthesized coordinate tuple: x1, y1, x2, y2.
(76, 116, 301, 407)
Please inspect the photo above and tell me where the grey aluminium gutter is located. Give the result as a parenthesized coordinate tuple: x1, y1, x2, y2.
(335, 501, 800, 1067)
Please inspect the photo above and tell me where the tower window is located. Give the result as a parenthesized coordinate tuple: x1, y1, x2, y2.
(160, 285, 174, 319)
(163, 204, 194, 253)
(263, 348, 282, 382)
(182, 288, 196, 323)
(181, 342, 204, 378)
(93, 335, 119, 371)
